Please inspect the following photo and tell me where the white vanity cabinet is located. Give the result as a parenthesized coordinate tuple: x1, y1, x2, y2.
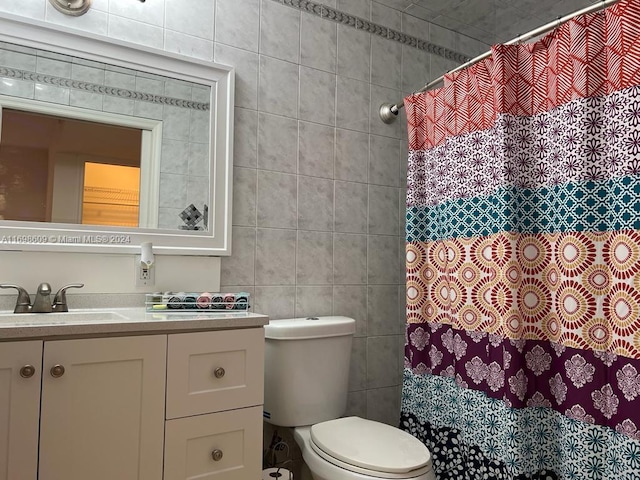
(0, 341, 42, 480)
(0, 325, 266, 480)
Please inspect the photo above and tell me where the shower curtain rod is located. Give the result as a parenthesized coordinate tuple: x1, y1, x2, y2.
(379, 0, 620, 124)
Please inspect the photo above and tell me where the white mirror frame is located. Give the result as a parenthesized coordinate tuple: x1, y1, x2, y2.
(0, 13, 233, 255)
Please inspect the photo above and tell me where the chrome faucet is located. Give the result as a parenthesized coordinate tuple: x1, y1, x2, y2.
(32, 283, 52, 313)
(0, 283, 84, 313)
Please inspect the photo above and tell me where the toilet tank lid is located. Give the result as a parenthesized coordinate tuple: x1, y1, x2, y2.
(264, 316, 355, 340)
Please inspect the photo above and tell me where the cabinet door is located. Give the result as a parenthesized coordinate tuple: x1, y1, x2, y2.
(164, 405, 263, 480)
(0, 341, 42, 480)
(166, 328, 264, 419)
(39, 335, 166, 480)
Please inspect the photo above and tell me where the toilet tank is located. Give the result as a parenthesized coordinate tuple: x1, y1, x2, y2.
(263, 316, 355, 427)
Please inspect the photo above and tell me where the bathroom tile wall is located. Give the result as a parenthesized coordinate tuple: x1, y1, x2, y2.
(211, 0, 486, 430)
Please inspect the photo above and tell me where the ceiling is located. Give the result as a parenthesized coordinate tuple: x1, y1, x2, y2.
(375, 0, 601, 46)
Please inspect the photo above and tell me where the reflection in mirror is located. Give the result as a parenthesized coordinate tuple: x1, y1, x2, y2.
(0, 109, 144, 227)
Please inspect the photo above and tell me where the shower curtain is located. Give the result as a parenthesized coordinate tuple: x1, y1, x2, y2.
(401, 0, 640, 478)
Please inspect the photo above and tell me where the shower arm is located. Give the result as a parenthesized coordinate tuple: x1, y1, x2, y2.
(379, 0, 619, 124)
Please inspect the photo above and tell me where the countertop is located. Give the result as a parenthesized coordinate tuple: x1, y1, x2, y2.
(0, 308, 269, 340)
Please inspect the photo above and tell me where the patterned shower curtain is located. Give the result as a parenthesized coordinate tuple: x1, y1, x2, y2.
(400, 1, 640, 478)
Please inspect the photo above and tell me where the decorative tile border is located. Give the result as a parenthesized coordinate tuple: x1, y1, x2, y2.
(0, 66, 210, 111)
(274, 0, 469, 63)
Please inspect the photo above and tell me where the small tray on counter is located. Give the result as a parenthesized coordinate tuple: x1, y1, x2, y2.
(145, 292, 250, 312)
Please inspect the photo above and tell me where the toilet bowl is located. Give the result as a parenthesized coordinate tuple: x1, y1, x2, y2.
(263, 317, 434, 480)
(293, 417, 435, 480)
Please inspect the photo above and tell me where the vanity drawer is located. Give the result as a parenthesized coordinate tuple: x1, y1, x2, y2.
(166, 328, 264, 419)
(163, 406, 262, 480)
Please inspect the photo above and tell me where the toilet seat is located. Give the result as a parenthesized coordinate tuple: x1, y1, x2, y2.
(308, 417, 433, 479)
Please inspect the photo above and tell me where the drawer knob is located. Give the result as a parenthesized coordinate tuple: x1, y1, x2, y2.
(50, 364, 65, 378)
(20, 365, 35, 378)
(211, 449, 223, 461)
(213, 367, 225, 379)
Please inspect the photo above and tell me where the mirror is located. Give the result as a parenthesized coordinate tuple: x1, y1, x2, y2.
(0, 13, 233, 254)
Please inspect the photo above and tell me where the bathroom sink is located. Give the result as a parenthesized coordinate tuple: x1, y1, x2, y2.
(0, 310, 129, 325)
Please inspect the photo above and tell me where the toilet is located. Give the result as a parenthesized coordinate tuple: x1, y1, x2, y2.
(263, 316, 435, 480)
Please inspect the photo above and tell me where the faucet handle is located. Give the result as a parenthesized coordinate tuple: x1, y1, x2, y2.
(52, 284, 84, 312)
(0, 284, 32, 313)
